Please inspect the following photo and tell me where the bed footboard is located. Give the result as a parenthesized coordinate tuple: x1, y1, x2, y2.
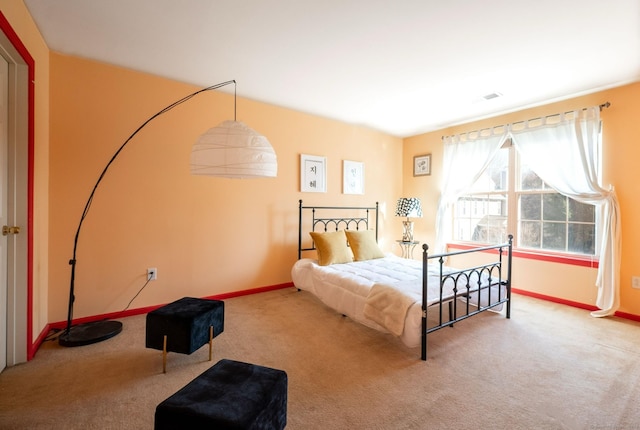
(421, 236, 513, 360)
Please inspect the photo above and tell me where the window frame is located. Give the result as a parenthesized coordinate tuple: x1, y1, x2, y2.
(451, 139, 600, 265)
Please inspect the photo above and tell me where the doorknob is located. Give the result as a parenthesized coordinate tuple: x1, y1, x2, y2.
(2, 225, 20, 236)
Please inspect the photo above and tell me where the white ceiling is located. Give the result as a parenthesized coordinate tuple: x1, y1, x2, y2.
(23, 0, 640, 137)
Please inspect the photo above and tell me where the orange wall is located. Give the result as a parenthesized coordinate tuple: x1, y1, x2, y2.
(47, 53, 403, 322)
(3, 0, 640, 344)
(403, 82, 640, 315)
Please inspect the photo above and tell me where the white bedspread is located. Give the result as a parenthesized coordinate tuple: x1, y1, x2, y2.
(291, 254, 501, 348)
(363, 281, 421, 336)
(291, 254, 440, 347)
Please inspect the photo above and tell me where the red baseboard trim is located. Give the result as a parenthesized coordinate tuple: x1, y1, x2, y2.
(203, 282, 294, 301)
(34, 282, 638, 356)
(512, 288, 598, 311)
(614, 310, 640, 323)
(512, 288, 640, 322)
(40, 282, 295, 346)
(30, 324, 52, 359)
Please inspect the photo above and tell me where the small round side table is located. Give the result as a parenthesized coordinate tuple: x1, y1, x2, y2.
(396, 240, 420, 259)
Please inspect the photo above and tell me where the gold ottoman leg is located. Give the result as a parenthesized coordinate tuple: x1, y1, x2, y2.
(209, 326, 213, 361)
(163, 335, 167, 374)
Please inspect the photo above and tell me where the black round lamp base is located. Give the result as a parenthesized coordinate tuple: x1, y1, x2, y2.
(58, 320, 123, 347)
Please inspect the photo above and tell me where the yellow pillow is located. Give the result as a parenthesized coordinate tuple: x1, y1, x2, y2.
(345, 230, 385, 261)
(309, 230, 353, 266)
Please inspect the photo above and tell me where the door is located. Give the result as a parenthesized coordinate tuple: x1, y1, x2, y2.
(0, 16, 30, 368)
(0, 54, 8, 372)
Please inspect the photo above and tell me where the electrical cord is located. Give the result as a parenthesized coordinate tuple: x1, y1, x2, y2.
(44, 328, 63, 342)
(122, 277, 152, 312)
(41, 275, 153, 342)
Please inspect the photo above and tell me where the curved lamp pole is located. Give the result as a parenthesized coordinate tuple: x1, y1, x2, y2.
(59, 80, 239, 347)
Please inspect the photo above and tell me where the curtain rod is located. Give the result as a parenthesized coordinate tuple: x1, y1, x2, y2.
(442, 102, 611, 141)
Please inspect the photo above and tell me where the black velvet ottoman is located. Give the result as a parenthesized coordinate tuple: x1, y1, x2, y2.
(155, 359, 288, 430)
(146, 297, 224, 373)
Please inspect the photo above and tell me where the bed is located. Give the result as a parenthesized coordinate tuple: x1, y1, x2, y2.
(291, 200, 513, 360)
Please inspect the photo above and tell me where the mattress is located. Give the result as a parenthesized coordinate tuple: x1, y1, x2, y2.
(292, 254, 441, 348)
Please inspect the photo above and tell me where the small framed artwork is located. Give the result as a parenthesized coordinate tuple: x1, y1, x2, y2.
(343, 160, 364, 195)
(300, 154, 327, 192)
(413, 154, 431, 176)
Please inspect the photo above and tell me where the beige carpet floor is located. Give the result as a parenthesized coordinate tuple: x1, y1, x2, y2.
(1, 288, 639, 429)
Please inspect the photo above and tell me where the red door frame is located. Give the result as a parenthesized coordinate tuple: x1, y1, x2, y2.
(0, 11, 36, 360)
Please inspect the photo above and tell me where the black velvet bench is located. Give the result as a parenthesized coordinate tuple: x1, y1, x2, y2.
(155, 359, 288, 430)
(146, 297, 224, 373)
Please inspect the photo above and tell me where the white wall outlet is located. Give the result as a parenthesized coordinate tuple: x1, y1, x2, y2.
(147, 267, 157, 281)
(632, 276, 640, 289)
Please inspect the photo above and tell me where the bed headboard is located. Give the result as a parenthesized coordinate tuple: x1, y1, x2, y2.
(298, 200, 379, 259)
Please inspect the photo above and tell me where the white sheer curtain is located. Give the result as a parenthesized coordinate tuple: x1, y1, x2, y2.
(435, 130, 508, 253)
(510, 107, 621, 317)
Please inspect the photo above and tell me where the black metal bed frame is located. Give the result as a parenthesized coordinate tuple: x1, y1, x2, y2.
(421, 237, 513, 360)
(298, 200, 379, 259)
(297, 200, 513, 361)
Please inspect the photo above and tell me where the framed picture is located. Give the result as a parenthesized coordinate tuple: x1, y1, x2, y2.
(413, 154, 431, 176)
(343, 160, 364, 195)
(300, 154, 327, 192)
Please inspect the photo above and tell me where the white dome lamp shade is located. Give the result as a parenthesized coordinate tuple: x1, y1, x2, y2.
(191, 120, 277, 178)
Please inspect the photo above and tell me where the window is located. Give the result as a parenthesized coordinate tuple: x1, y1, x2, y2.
(453, 147, 508, 244)
(453, 141, 597, 255)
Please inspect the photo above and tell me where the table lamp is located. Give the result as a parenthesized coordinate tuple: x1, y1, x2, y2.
(395, 197, 422, 242)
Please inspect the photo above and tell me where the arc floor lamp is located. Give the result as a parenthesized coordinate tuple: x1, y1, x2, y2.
(58, 80, 277, 347)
